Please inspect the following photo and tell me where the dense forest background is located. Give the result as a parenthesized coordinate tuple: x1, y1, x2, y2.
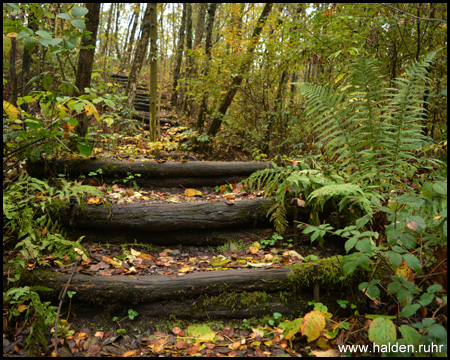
(3, 3, 448, 357)
(4, 3, 447, 158)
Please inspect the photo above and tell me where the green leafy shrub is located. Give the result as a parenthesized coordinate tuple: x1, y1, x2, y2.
(3, 172, 105, 353)
(244, 51, 447, 352)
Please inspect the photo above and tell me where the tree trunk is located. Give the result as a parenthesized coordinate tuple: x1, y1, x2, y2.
(74, 3, 100, 138)
(195, 3, 218, 130)
(123, 4, 140, 70)
(170, 3, 187, 107)
(101, 3, 114, 56)
(148, 3, 158, 141)
(113, 3, 122, 62)
(207, 3, 273, 137)
(193, 3, 207, 50)
(182, 3, 193, 114)
(126, 4, 152, 109)
(20, 15, 38, 113)
(9, 37, 18, 107)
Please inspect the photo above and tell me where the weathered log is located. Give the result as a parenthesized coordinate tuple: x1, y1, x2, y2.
(16, 258, 368, 319)
(58, 197, 275, 234)
(26, 267, 293, 305)
(27, 160, 271, 187)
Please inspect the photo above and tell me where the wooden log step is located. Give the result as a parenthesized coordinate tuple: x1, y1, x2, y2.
(27, 160, 271, 187)
(17, 257, 367, 319)
(56, 197, 275, 235)
(131, 113, 178, 126)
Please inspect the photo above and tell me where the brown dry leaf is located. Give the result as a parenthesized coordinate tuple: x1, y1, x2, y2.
(233, 182, 243, 193)
(310, 349, 341, 357)
(172, 327, 183, 335)
(187, 344, 200, 355)
(230, 341, 241, 349)
(406, 220, 418, 231)
(296, 199, 306, 207)
(125, 189, 135, 197)
(123, 349, 138, 357)
(223, 193, 235, 200)
(176, 340, 189, 349)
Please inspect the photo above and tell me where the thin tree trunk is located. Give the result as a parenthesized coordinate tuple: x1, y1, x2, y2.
(74, 3, 100, 138)
(170, 3, 187, 107)
(182, 3, 193, 113)
(124, 4, 140, 70)
(114, 3, 122, 62)
(149, 3, 158, 141)
(126, 4, 152, 109)
(207, 3, 273, 137)
(9, 37, 18, 107)
(20, 15, 38, 116)
(193, 3, 207, 50)
(195, 3, 218, 131)
(101, 3, 114, 56)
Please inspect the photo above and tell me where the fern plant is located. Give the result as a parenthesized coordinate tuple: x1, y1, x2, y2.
(298, 51, 440, 189)
(245, 51, 441, 234)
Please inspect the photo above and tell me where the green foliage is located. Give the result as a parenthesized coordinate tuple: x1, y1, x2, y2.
(3, 171, 106, 353)
(4, 286, 57, 356)
(296, 50, 442, 190)
(260, 232, 283, 249)
(244, 52, 447, 352)
(245, 160, 377, 234)
(3, 172, 104, 269)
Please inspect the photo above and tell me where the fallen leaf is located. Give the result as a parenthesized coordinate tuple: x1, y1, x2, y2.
(172, 327, 183, 335)
(186, 345, 199, 354)
(130, 248, 141, 256)
(178, 264, 191, 273)
(310, 349, 341, 357)
(185, 188, 203, 197)
(123, 349, 138, 357)
(406, 221, 418, 231)
(288, 250, 304, 260)
(223, 193, 235, 200)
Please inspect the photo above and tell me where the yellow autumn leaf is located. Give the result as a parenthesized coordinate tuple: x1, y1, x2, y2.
(88, 197, 100, 204)
(102, 256, 123, 268)
(130, 248, 141, 256)
(184, 188, 203, 197)
(301, 310, 326, 342)
(84, 103, 99, 121)
(3, 100, 20, 119)
(223, 193, 235, 200)
(395, 260, 414, 282)
(249, 241, 260, 254)
(179, 264, 191, 273)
